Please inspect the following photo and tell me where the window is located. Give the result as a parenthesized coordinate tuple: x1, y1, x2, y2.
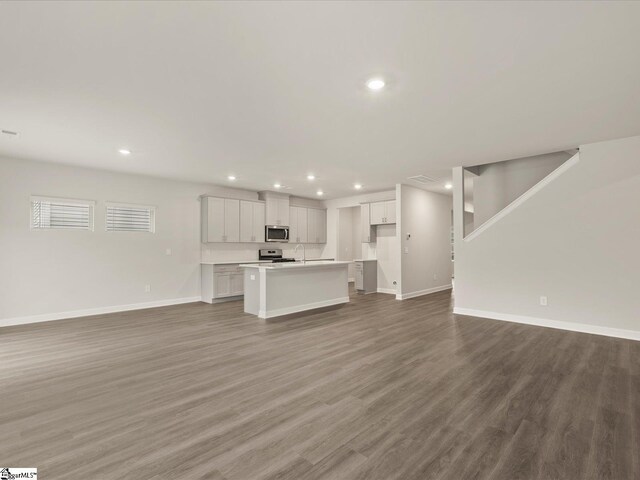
(31, 196, 95, 231)
(106, 203, 155, 233)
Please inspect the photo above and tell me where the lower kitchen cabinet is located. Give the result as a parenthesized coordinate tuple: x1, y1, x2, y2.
(201, 264, 246, 303)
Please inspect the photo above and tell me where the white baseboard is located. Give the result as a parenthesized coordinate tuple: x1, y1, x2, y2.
(377, 288, 396, 295)
(0, 296, 203, 328)
(396, 284, 452, 300)
(259, 296, 349, 319)
(453, 307, 640, 342)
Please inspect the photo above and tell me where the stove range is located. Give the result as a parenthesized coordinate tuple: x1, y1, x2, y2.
(259, 248, 296, 263)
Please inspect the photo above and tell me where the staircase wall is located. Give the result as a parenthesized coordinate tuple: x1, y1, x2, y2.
(453, 135, 640, 339)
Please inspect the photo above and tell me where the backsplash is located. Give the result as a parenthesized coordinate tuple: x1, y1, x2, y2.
(201, 243, 327, 263)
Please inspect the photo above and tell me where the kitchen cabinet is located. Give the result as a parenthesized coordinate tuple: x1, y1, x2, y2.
(201, 264, 245, 303)
(307, 208, 326, 244)
(201, 196, 240, 243)
(361, 203, 376, 243)
(355, 260, 377, 294)
(369, 200, 396, 225)
(289, 206, 308, 243)
(240, 200, 265, 243)
(262, 193, 290, 226)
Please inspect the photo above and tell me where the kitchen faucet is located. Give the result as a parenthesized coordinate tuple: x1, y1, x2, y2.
(294, 243, 306, 263)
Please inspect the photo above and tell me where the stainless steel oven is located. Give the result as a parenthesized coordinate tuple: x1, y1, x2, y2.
(265, 225, 289, 243)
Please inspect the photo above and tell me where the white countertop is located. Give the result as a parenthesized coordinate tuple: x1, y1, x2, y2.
(240, 260, 351, 270)
(200, 260, 272, 265)
(353, 259, 377, 262)
(201, 258, 335, 265)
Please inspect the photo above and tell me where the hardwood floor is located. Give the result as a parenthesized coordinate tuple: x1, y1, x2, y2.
(1, 287, 638, 479)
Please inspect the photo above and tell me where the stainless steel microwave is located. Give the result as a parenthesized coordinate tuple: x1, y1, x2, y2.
(265, 225, 289, 242)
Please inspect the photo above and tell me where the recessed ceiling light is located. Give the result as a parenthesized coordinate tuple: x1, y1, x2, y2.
(307, 174, 315, 181)
(354, 183, 363, 190)
(445, 183, 453, 189)
(316, 190, 324, 196)
(273, 183, 281, 189)
(118, 149, 131, 156)
(366, 78, 385, 91)
(228, 175, 236, 181)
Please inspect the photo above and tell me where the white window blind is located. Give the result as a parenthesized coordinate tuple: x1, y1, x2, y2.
(31, 196, 94, 230)
(106, 203, 155, 232)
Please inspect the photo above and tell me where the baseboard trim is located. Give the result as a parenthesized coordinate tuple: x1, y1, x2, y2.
(259, 296, 349, 319)
(396, 284, 452, 300)
(453, 307, 640, 342)
(0, 296, 203, 328)
(377, 288, 396, 295)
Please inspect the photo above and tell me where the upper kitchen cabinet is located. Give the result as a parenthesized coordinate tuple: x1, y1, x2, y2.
(307, 207, 327, 244)
(361, 203, 376, 243)
(201, 196, 240, 243)
(240, 200, 265, 243)
(289, 206, 308, 244)
(369, 200, 396, 225)
(260, 192, 290, 226)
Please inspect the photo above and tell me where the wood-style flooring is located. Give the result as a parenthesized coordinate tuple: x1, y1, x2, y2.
(1, 287, 639, 479)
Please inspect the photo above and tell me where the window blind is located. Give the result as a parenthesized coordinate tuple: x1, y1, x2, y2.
(106, 203, 155, 232)
(31, 197, 94, 230)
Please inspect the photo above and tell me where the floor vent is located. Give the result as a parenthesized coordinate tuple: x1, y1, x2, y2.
(408, 175, 435, 184)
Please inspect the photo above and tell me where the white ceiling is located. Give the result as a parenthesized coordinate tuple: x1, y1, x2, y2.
(1, 1, 639, 199)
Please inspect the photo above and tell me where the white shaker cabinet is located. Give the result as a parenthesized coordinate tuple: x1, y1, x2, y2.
(307, 208, 327, 244)
(202, 196, 240, 243)
(201, 264, 245, 303)
(262, 192, 290, 226)
(361, 203, 376, 243)
(369, 200, 396, 225)
(289, 206, 309, 243)
(240, 200, 265, 243)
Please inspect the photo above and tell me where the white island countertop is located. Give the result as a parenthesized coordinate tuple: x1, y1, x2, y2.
(242, 260, 350, 318)
(240, 260, 351, 270)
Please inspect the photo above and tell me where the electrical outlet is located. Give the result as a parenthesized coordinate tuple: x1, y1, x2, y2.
(404, 247, 409, 254)
(250, 274, 256, 280)
(433, 273, 437, 280)
(145, 285, 151, 293)
(165, 248, 172, 255)
(539, 296, 548, 306)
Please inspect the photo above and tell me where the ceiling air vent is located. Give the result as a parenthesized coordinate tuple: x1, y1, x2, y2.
(408, 175, 435, 184)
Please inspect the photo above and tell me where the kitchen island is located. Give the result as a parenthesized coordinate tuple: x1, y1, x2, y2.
(240, 261, 351, 319)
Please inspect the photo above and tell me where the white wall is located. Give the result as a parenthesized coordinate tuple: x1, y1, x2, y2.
(472, 151, 571, 227)
(0, 156, 213, 322)
(0, 157, 326, 324)
(398, 184, 453, 298)
(453, 135, 640, 339)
